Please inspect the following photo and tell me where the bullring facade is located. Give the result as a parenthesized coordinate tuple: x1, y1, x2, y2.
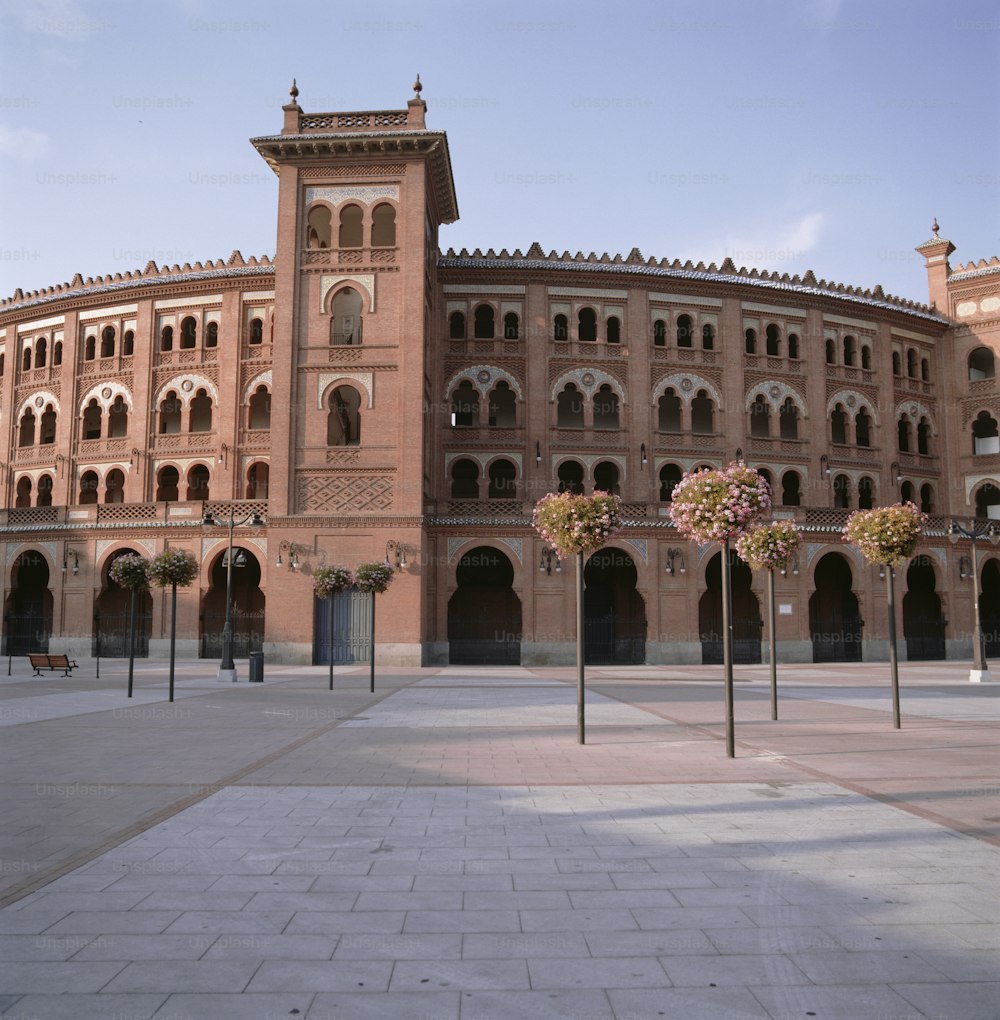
(1, 81, 999, 667)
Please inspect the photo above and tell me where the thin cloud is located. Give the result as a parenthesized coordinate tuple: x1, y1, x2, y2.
(681, 211, 827, 272)
(0, 124, 52, 160)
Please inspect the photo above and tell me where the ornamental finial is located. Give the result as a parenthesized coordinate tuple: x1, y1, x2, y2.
(289, 78, 299, 102)
(412, 74, 422, 97)
(931, 217, 940, 238)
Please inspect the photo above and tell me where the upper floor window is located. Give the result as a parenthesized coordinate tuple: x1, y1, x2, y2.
(892, 350, 901, 376)
(35, 338, 47, 369)
(339, 204, 363, 248)
(969, 347, 996, 380)
(578, 308, 597, 342)
(906, 348, 918, 378)
(593, 385, 619, 430)
(122, 331, 134, 357)
(307, 205, 331, 248)
(676, 314, 693, 348)
(843, 335, 856, 367)
(330, 288, 363, 345)
(371, 203, 396, 247)
(160, 325, 173, 352)
(691, 389, 714, 434)
(787, 333, 800, 359)
(653, 319, 666, 347)
(503, 312, 519, 340)
(556, 384, 584, 428)
(702, 324, 714, 350)
(100, 326, 115, 358)
(451, 380, 479, 427)
(248, 385, 271, 430)
(825, 338, 835, 365)
(328, 385, 361, 446)
(449, 311, 466, 340)
(606, 316, 621, 344)
(473, 304, 495, 339)
(553, 314, 568, 342)
(765, 323, 780, 357)
(206, 322, 219, 348)
(745, 328, 757, 355)
(180, 317, 196, 350)
(248, 318, 263, 345)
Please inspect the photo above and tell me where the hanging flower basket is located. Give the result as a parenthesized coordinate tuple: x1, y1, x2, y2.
(669, 462, 771, 545)
(108, 554, 151, 591)
(354, 561, 396, 595)
(148, 549, 198, 589)
(842, 502, 926, 567)
(532, 490, 622, 559)
(736, 520, 801, 572)
(313, 565, 354, 600)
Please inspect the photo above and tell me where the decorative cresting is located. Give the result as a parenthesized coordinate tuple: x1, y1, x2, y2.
(242, 370, 273, 404)
(154, 374, 219, 408)
(444, 365, 524, 401)
(319, 274, 375, 312)
(552, 367, 626, 402)
(97, 538, 155, 560)
(826, 389, 879, 424)
(742, 380, 806, 415)
(16, 389, 61, 419)
(305, 185, 399, 207)
(317, 373, 373, 409)
(651, 373, 722, 409)
(80, 380, 133, 414)
(895, 398, 936, 432)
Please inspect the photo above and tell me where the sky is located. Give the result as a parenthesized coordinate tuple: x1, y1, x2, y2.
(1, 0, 998, 304)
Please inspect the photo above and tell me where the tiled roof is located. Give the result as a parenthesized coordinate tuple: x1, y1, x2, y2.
(949, 263, 1000, 282)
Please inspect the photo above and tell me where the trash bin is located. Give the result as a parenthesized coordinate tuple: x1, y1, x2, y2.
(248, 651, 264, 683)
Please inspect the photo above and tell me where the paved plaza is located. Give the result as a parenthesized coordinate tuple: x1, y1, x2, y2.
(0, 656, 999, 1019)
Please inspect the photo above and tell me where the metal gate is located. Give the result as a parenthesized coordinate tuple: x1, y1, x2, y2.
(314, 589, 371, 664)
(201, 607, 265, 659)
(92, 610, 152, 658)
(447, 593, 521, 665)
(904, 613, 946, 661)
(1, 612, 49, 655)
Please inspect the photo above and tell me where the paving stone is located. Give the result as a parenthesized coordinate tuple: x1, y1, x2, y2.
(390, 958, 530, 991)
(152, 992, 315, 1019)
(307, 991, 459, 1019)
(659, 952, 812, 987)
(0, 960, 128, 993)
(608, 986, 769, 1020)
(0, 994, 168, 1019)
(101, 960, 260, 993)
(245, 959, 393, 993)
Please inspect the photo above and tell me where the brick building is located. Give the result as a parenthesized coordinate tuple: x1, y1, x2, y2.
(1, 82, 998, 668)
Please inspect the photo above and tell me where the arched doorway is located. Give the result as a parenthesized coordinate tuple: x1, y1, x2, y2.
(809, 552, 863, 662)
(95, 550, 153, 657)
(983, 559, 1000, 657)
(200, 547, 265, 658)
(3, 550, 53, 654)
(314, 587, 371, 664)
(448, 547, 521, 664)
(903, 558, 945, 661)
(584, 548, 646, 664)
(699, 550, 761, 664)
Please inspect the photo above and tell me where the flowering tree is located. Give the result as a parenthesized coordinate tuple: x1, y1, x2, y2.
(312, 565, 354, 689)
(532, 490, 622, 744)
(736, 521, 801, 720)
(843, 502, 926, 728)
(670, 462, 771, 757)
(148, 550, 198, 703)
(109, 554, 151, 699)
(355, 561, 396, 693)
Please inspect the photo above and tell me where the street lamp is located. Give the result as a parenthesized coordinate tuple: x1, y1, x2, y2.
(948, 519, 999, 683)
(203, 508, 265, 680)
(664, 547, 686, 576)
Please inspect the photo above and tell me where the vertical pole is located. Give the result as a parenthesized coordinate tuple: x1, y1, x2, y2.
(94, 610, 101, 680)
(886, 566, 900, 729)
(127, 587, 137, 698)
(168, 583, 177, 703)
(768, 567, 777, 721)
(328, 595, 335, 691)
(6, 614, 11, 676)
(577, 549, 585, 745)
(721, 538, 735, 758)
(221, 517, 235, 674)
(971, 539, 987, 673)
(369, 591, 376, 694)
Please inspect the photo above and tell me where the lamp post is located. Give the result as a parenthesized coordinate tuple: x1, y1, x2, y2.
(203, 508, 265, 680)
(948, 519, 999, 682)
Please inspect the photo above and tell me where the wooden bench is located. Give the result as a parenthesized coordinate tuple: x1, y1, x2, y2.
(28, 653, 78, 677)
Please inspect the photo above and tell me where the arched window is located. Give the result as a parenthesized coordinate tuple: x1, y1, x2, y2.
(105, 469, 125, 504)
(503, 312, 520, 340)
(906, 349, 918, 378)
(338, 204, 363, 248)
(787, 333, 800, 360)
(972, 411, 999, 455)
(594, 461, 620, 495)
(892, 350, 901, 376)
(82, 399, 103, 440)
(248, 386, 270, 430)
(186, 464, 210, 501)
(328, 385, 362, 446)
(825, 338, 836, 365)
(974, 482, 1000, 519)
(861, 344, 872, 371)
(53, 341, 63, 366)
(206, 322, 218, 348)
(246, 463, 269, 499)
(189, 389, 213, 433)
(248, 319, 263, 345)
(578, 308, 597, 342)
(843, 335, 856, 367)
(451, 380, 480, 427)
(702, 323, 714, 350)
(450, 458, 479, 499)
(593, 384, 619, 430)
(371, 203, 396, 247)
(78, 470, 99, 505)
(676, 314, 693, 348)
(449, 311, 466, 339)
(900, 480, 915, 504)
(554, 314, 568, 342)
(833, 474, 851, 509)
(854, 408, 871, 448)
(155, 466, 179, 501)
(107, 395, 128, 438)
(330, 287, 363, 345)
(781, 471, 801, 507)
(653, 319, 666, 347)
(557, 460, 584, 495)
(897, 415, 912, 453)
(757, 468, 773, 493)
(766, 323, 780, 357)
(749, 394, 770, 437)
(745, 328, 757, 355)
(473, 304, 495, 339)
(0, 352, 4, 375)
(779, 397, 799, 440)
(920, 483, 933, 514)
(487, 381, 516, 427)
(160, 325, 173, 352)
(100, 326, 115, 358)
(39, 405, 56, 445)
(488, 459, 517, 500)
(969, 347, 996, 380)
(691, 390, 714, 434)
(22, 347, 31, 372)
(84, 335, 96, 361)
(557, 384, 584, 428)
(831, 404, 848, 445)
(659, 463, 682, 502)
(606, 316, 621, 344)
(15, 477, 32, 507)
(658, 388, 681, 432)
(122, 331, 134, 357)
(857, 476, 874, 510)
(159, 391, 181, 434)
(917, 417, 930, 455)
(36, 474, 53, 507)
(920, 358, 930, 382)
(36, 338, 47, 368)
(18, 408, 36, 447)
(307, 205, 331, 248)
(180, 317, 196, 350)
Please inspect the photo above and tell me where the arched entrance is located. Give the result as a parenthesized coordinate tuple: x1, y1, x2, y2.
(983, 558, 1000, 657)
(3, 550, 53, 654)
(314, 588, 371, 664)
(699, 550, 761, 664)
(448, 547, 521, 664)
(200, 547, 265, 658)
(584, 548, 646, 664)
(809, 552, 863, 662)
(95, 550, 153, 657)
(903, 558, 945, 661)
